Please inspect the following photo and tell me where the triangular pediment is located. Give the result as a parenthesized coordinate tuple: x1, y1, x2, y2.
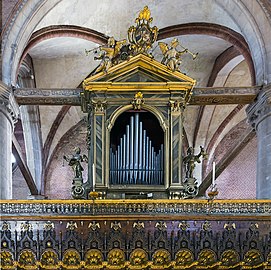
(83, 54, 196, 85)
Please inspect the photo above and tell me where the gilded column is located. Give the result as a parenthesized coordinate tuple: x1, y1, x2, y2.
(247, 84, 271, 199)
(0, 82, 19, 199)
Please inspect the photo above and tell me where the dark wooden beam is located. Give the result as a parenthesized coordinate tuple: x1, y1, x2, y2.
(190, 86, 260, 105)
(14, 86, 260, 106)
(198, 129, 255, 196)
(12, 135, 39, 195)
(14, 88, 81, 105)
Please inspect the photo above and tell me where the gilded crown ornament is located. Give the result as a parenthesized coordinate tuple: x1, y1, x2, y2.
(128, 6, 158, 56)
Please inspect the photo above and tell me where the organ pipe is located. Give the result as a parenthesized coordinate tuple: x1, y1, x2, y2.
(110, 113, 164, 185)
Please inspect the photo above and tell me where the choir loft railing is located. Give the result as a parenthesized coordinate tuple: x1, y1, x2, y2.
(110, 113, 164, 185)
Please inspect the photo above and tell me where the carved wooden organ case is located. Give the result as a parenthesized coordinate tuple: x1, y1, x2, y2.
(81, 54, 196, 199)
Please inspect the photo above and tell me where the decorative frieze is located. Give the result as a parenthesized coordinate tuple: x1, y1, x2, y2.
(1, 200, 271, 217)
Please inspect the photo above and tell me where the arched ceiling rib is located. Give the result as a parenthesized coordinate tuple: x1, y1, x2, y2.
(21, 25, 107, 62)
(159, 23, 255, 85)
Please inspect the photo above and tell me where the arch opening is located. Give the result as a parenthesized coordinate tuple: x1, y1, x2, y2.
(109, 110, 164, 186)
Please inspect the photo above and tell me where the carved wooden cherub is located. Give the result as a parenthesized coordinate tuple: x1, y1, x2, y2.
(159, 38, 197, 71)
(94, 37, 126, 73)
(183, 146, 207, 179)
(63, 147, 88, 179)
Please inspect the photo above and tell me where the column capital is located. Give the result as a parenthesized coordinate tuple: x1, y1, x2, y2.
(0, 81, 19, 126)
(246, 84, 271, 130)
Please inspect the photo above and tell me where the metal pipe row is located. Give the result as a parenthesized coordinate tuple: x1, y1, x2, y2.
(110, 113, 164, 185)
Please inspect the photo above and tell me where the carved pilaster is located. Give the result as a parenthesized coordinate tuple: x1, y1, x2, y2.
(89, 99, 107, 193)
(168, 99, 185, 192)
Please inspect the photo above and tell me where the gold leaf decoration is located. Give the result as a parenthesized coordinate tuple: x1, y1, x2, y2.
(197, 249, 217, 266)
(62, 249, 81, 268)
(129, 248, 148, 267)
(107, 248, 125, 267)
(0, 250, 14, 267)
(220, 249, 240, 267)
(243, 249, 263, 267)
(84, 249, 103, 267)
(18, 249, 37, 268)
(152, 249, 171, 267)
(175, 249, 194, 266)
(40, 249, 59, 267)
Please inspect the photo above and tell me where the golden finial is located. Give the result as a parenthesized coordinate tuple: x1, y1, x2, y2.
(136, 6, 153, 24)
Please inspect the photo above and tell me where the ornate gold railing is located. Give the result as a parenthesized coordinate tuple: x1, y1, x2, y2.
(1, 199, 271, 219)
(1, 200, 271, 269)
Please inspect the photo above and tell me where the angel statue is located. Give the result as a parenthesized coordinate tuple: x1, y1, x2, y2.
(159, 38, 197, 72)
(94, 37, 127, 73)
(63, 147, 88, 179)
(183, 146, 208, 179)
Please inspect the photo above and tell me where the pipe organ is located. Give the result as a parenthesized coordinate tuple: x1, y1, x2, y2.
(81, 54, 196, 199)
(110, 113, 164, 185)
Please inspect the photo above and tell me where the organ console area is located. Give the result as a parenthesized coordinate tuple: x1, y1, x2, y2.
(82, 53, 196, 199)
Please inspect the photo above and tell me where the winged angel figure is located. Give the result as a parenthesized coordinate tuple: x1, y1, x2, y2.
(158, 38, 188, 72)
(63, 147, 88, 179)
(94, 37, 127, 73)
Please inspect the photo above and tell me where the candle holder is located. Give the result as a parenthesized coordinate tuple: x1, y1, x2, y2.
(89, 191, 102, 201)
(207, 184, 219, 202)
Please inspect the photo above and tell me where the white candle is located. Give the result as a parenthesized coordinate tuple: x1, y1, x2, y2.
(212, 161, 216, 186)
(92, 163, 96, 191)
